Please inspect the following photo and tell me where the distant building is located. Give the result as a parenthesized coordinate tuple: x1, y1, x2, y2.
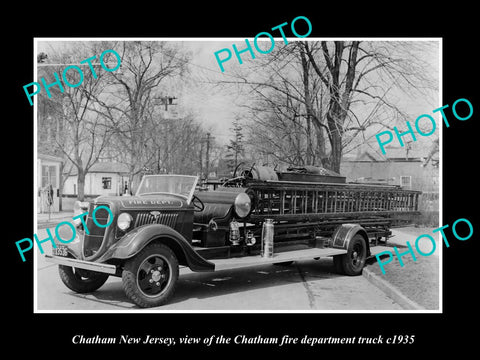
(340, 141, 439, 225)
(37, 153, 63, 213)
(63, 162, 130, 197)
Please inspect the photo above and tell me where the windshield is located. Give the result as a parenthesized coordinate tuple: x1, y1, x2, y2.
(135, 175, 198, 203)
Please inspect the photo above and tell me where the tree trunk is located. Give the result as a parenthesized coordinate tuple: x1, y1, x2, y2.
(128, 163, 136, 195)
(329, 131, 342, 173)
(326, 108, 343, 174)
(306, 117, 313, 165)
(300, 47, 314, 166)
(303, 41, 359, 174)
(77, 168, 86, 201)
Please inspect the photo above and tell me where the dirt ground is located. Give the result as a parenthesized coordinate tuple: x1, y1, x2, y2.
(366, 226, 440, 310)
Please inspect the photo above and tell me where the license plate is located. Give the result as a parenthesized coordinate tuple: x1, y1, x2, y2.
(52, 245, 68, 257)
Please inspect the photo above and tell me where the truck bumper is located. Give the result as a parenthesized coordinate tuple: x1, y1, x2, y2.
(44, 255, 117, 275)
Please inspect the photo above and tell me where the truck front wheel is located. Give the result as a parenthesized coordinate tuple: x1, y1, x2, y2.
(122, 243, 179, 308)
(58, 265, 109, 293)
(333, 234, 367, 276)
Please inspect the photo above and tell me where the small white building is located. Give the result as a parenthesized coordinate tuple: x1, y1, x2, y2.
(64, 162, 130, 197)
(37, 153, 63, 213)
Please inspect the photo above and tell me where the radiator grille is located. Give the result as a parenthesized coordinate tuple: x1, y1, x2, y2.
(134, 212, 178, 228)
(83, 203, 111, 258)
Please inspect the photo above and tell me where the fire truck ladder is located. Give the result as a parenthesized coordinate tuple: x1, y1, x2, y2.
(242, 180, 420, 243)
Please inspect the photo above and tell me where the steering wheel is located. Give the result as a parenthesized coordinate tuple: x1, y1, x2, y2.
(191, 194, 205, 212)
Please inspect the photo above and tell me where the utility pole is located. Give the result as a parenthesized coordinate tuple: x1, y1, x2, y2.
(200, 132, 215, 180)
(199, 140, 204, 178)
(205, 132, 211, 180)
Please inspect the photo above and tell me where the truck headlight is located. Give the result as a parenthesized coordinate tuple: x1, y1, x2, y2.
(117, 212, 133, 231)
(234, 193, 251, 218)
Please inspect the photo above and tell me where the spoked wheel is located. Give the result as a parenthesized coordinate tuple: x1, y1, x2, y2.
(58, 265, 109, 293)
(122, 243, 179, 308)
(333, 234, 367, 276)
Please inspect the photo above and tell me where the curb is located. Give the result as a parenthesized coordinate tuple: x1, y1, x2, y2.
(37, 218, 74, 230)
(362, 267, 425, 311)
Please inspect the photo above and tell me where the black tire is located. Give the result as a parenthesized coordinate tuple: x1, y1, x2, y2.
(122, 243, 179, 308)
(333, 234, 367, 276)
(58, 265, 109, 293)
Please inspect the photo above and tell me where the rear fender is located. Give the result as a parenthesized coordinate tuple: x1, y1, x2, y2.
(96, 224, 214, 272)
(331, 224, 370, 255)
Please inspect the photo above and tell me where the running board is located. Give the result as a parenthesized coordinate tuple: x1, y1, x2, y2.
(210, 247, 347, 271)
(209, 245, 394, 272)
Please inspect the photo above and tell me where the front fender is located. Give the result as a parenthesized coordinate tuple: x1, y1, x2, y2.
(53, 229, 83, 260)
(331, 224, 370, 254)
(96, 224, 214, 272)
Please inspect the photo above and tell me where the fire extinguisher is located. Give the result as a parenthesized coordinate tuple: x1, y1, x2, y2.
(261, 219, 274, 258)
(229, 219, 240, 245)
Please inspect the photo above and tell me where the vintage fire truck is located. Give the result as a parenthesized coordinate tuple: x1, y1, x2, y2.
(45, 165, 421, 308)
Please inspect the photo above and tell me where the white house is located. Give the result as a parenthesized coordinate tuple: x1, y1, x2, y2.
(340, 141, 439, 226)
(64, 162, 130, 197)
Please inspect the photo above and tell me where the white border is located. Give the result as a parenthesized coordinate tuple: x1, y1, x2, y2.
(33, 38, 39, 313)
(33, 37, 442, 314)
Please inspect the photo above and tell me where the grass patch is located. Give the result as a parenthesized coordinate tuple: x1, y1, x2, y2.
(367, 227, 440, 310)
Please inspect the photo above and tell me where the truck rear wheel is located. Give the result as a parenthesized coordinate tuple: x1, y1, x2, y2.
(122, 243, 179, 308)
(333, 234, 367, 276)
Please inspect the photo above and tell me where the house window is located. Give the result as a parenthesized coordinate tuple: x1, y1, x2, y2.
(400, 176, 412, 189)
(102, 177, 112, 190)
(41, 165, 57, 188)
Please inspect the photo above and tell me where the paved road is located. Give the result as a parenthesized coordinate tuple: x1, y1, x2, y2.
(35, 228, 402, 311)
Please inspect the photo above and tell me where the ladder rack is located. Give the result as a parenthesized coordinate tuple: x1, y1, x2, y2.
(242, 180, 420, 223)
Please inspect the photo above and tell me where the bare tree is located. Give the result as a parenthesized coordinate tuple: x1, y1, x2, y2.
(90, 41, 190, 192)
(38, 42, 114, 201)
(244, 89, 310, 165)
(302, 40, 438, 171)
(146, 114, 209, 176)
(216, 42, 329, 168)
(225, 119, 245, 173)
(217, 40, 438, 173)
